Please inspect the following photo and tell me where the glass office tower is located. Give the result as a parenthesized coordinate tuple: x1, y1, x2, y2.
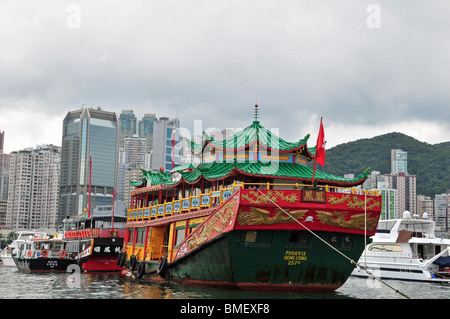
(58, 108, 119, 223)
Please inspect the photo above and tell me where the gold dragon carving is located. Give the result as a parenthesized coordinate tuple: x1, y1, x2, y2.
(237, 206, 378, 232)
(315, 211, 378, 232)
(328, 194, 380, 210)
(241, 190, 299, 204)
(237, 207, 308, 226)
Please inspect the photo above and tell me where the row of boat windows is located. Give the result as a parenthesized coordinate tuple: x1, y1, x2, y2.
(127, 225, 199, 248)
(243, 230, 356, 250)
(377, 221, 433, 234)
(369, 244, 403, 253)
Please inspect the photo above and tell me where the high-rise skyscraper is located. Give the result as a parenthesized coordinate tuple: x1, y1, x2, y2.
(139, 113, 156, 153)
(435, 193, 449, 233)
(0, 131, 4, 153)
(0, 132, 9, 229)
(119, 110, 137, 149)
(391, 149, 408, 174)
(386, 149, 416, 217)
(6, 145, 61, 231)
(58, 108, 119, 223)
(151, 117, 180, 173)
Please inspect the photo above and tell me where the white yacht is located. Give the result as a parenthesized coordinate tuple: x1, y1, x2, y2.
(0, 231, 46, 267)
(352, 211, 450, 283)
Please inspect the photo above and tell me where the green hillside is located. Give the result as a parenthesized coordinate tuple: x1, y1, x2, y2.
(320, 132, 450, 197)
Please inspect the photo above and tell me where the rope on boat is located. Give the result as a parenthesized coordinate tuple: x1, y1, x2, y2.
(254, 188, 410, 299)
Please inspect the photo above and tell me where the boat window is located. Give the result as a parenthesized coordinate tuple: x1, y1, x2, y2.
(400, 222, 430, 234)
(328, 235, 339, 248)
(288, 231, 309, 245)
(175, 229, 186, 247)
(376, 221, 396, 232)
(136, 229, 146, 244)
(244, 231, 257, 243)
(128, 229, 134, 243)
(243, 231, 274, 246)
(342, 235, 353, 248)
(368, 244, 403, 252)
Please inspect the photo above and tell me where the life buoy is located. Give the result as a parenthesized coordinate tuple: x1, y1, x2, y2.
(58, 250, 66, 258)
(157, 256, 167, 277)
(137, 261, 146, 279)
(130, 254, 137, 271)
(41, 249, 49, 258)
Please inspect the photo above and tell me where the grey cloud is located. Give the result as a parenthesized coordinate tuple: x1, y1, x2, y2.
(0, 0, 449, 152)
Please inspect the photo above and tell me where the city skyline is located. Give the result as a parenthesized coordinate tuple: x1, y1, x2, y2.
(1, 1, 450, 154)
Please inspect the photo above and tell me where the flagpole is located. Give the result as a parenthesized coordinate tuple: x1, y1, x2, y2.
(88, 154, 92, 218)
(312, 151, 318, 185)
(112, 188, 115, 235)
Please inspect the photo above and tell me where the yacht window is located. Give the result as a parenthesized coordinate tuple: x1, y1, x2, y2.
(368, 244, 403, 252)
(376, 221, 396, 232)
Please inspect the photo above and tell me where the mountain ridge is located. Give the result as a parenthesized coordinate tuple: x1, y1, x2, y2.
(320, 132, 450, 197)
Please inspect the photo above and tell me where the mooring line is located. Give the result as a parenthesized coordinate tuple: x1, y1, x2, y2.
(254, 188, 410, 299)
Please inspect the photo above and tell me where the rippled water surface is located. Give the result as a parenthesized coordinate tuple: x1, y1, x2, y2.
(1, 264, 449, 299)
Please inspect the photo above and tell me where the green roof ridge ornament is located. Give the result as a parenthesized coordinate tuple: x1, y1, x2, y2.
(253, 103, 259, 123)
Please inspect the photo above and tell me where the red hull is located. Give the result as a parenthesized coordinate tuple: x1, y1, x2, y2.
(82, 255, 123, 272)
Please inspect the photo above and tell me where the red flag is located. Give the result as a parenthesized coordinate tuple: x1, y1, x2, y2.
(312, 117, 325, 183)
(315, 117, 325, 166)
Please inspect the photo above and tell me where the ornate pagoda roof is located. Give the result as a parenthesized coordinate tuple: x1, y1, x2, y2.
(189, 120, 314, 161)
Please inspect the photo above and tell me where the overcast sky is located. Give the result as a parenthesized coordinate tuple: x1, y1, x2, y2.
(1, 0, 449, 154)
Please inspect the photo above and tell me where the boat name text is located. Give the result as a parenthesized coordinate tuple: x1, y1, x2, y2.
(284, 250, 307, 266)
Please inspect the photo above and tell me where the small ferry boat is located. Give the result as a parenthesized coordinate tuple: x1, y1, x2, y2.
(120, 106, 382, 291)
(13, 234, 77, 273)
(1, 231, 45, 267)
(63, 213, 126, 272)
(352, 211, 450, 283)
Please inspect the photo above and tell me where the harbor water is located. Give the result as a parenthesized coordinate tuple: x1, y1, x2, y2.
(1, 263, 449, 299)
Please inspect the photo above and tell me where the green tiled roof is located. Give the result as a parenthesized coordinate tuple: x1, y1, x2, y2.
(129, 168, 173, 187)
(189, 121, 314, 159)
(131, 162, 370, 188)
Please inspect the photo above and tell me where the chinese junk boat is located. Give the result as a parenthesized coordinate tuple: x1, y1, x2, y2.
(120, 106, 382, 291)
(63, 213, 126, 272)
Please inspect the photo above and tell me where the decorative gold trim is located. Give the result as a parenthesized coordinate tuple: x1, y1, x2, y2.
(328, 194, 350, 205)
(328, 194, 380, 210)
(315, 211, 378, 232)
(185, 199, 238, 250)
(241, 190, 299, 204)
(237, 207, 308, 226)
